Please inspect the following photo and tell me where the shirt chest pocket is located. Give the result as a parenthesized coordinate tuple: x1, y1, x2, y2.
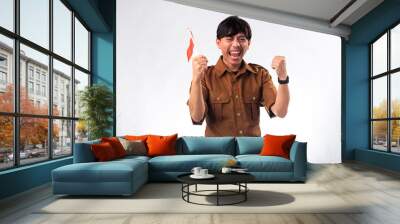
(243, 95, 260, 121)
(210, 95, 231, 121)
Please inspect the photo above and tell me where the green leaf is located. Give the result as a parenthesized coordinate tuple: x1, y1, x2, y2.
(79, 84, 113, 140)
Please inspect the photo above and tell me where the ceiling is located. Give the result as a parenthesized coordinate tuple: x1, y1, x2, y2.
(165, 0, 384, 39)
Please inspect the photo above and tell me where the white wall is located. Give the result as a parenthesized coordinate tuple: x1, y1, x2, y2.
(116, 0, 342, 163)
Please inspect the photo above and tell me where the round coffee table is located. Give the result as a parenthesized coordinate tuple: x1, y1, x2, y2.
(177, 172, 255, 206)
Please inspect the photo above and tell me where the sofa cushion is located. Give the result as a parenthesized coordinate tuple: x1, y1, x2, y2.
(177, 136, 235, 155)
(52, 159, 147, 183)
(91, 142, 118, 161)
(236, 155, 293, 172)
(118, 138, 147, 156)
(148, 154, 235, 172)
(125, 135, 149, 142)
(260, 134, 296, 159)
(147, 134, 178, 157)
(236, 137, 263, 155)
(101, 137, 127, 158)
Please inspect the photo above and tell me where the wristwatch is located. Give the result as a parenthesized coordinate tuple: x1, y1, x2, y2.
(278, 76, 289, 84)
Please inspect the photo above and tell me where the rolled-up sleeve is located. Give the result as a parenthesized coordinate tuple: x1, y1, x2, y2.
(187, 78, 208, 125)
(261, 69, 277, 118)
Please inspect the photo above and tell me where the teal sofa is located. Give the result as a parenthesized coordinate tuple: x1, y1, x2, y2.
(52, 136, 307, 196)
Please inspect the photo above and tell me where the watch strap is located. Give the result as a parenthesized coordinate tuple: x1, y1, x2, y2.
(278, 76, 289, 84)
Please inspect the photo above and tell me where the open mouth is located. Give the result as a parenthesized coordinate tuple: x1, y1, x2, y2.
(229, 49, 242, 60)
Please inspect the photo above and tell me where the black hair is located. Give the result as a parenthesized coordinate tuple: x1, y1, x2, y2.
(216, 16, 252, 40)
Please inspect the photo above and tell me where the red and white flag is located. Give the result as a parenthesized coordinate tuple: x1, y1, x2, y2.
(186, 29, 195, 62)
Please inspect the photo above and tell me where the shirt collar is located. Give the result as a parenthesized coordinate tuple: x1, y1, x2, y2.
(214, 56, 257, 77)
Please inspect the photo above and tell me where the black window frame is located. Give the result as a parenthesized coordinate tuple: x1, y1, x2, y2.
(370, 20, 400, 154)
(0, 0, 92, 171)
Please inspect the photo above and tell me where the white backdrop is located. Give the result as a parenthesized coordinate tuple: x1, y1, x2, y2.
(116, 0, 341, 163)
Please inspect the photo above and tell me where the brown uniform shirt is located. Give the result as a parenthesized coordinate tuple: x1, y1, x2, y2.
(188, 56, 277, 137)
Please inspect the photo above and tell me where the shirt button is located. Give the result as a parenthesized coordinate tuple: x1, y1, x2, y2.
(252, 96, 256, 101)
(236, 113, 241, 116)
(239, 130, 243, 134)
(235, 95, 239, 99)
(217, 97, 220, 101)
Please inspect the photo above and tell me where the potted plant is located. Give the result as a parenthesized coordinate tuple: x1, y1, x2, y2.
(79, 84, 113, 140)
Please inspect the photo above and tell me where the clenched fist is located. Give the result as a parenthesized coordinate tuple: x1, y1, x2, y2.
(192, 55, 208, 82)
(271, 56, 287, 80)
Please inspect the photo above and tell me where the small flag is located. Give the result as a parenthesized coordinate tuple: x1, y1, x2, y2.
(187, 29, 195, 62)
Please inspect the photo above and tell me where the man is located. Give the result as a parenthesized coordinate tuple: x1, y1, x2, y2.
(188, 16, 290, 137)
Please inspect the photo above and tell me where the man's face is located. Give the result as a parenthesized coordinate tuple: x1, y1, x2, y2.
(216, 32, 250, 68)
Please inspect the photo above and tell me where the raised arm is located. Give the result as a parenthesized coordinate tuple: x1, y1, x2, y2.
(188, 55, 208, 123)
(270, 56, 290, 118)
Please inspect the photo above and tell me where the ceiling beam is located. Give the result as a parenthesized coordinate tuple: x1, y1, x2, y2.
(330, 0, 368, 27)
(165, 0, 351, 38)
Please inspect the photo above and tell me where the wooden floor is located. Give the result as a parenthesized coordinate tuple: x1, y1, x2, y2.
(1, 162, 400, 224)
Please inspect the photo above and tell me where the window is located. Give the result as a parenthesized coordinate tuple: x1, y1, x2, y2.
(28, 81, 34, 94)
(0, 0, 13, 32)
(42, 85, 46, 97)
(35, 70, 40, 81)
(0, 0, 91, 170)
(20, 0, 49, 49)
(36, 83, 40, 95)
(0, 55, 7, 67)
(74, 69, 89, 118)
(53, 0, 72, 60)
(53, 119, 72, 158)
(371, 23, 400, 154)
(75, 18, 89, 69)
(391, 23, 400, 70)
(0, 116, 13, 170)
(0, 71, 6, 85)
(41, 73, 46, 82)
(0, 54, 7, 89)
(53, 59, 71, 117)
(29, 67, 34, 80)
(20, 117, 48, 165)
(0, 36, 14, 168)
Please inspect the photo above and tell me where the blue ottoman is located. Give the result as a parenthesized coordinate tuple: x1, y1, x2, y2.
(52, 157, 148, 196)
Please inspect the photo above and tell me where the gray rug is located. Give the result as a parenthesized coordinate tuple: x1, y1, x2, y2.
(37, 183, 362, 214)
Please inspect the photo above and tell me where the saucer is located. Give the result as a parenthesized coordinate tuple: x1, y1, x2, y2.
(190, 174, 215, 179)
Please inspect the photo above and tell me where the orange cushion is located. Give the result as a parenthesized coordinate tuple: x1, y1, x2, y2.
(91, 142, 117, 161)
(124, 135, 149, 142)
(101, 137, 127, 158)
(259, 134, 296, 159)
(146, 134, 178, 157)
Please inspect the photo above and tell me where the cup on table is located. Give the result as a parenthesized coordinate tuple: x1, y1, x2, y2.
(200, 168, 208, 176)
(221, 167, 232, 174)
(191, 167, 202, 176)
